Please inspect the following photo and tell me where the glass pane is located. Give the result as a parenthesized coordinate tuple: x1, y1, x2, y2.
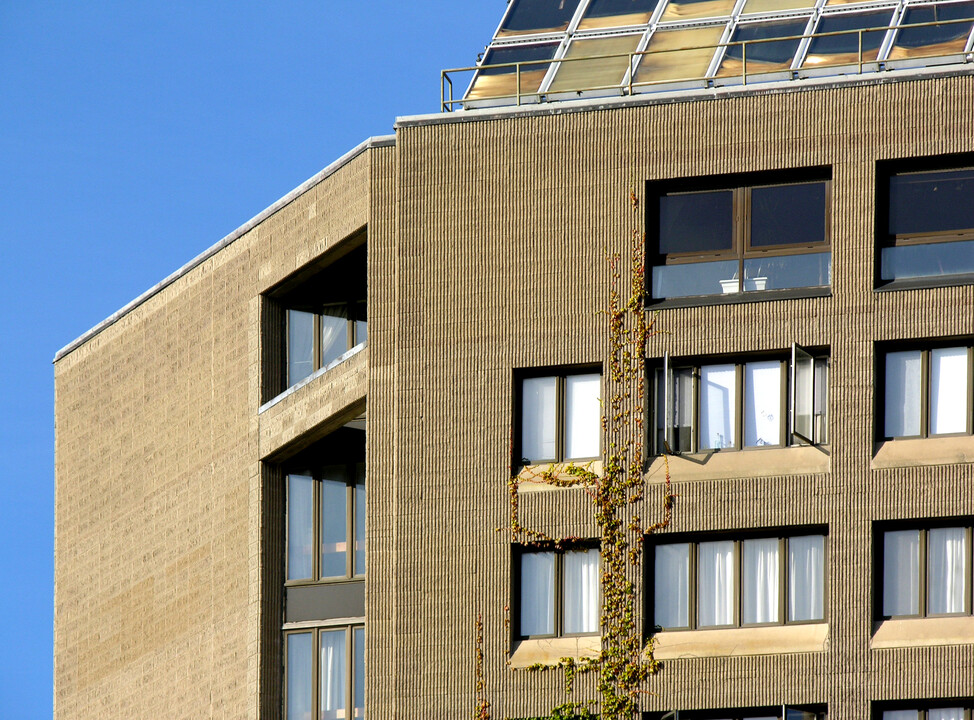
(930, 347, 969, 434)
(287, 474, 314, 581)
(744, 360, 781, 447)
(320, 629, 347, 719)
(743, 0, 814, 13)
(884, 351, 922, 438)
(883, 529, 920, 616)
(565, 374, 601, 459)
(354, 463, 366, 576)
(794, 346, 814, 442)
(883, 712, 920, 720)
(881, 240, 974, 281)
(720, 19, 808, 76)
(743, 537, 780, 623)
(804, 11, 892, 66)
(749, 183, 827, 247)
(579, 0, 660, 29)
(522, 376, 558, 462)
(743, 251, 831, 291)
(286, 632, 313, 720)
(699, 364, 737, 449)
(660, 0, 736, 21)
(814, 358, 829, 444)
(652, 259, 741, 298)
(563, 548, 600, 634)
(656, 368, 667, 452)
(353, 627, 365, 718)
(929, 709, 965, 720)
(788, 535, 825, 621)
(354, 300, 367, 346)
(928, 527, 967, 614)
(288, 309, 315, 386)
(698, 540, 735, 626)
(520, 551, 555, 635)
(321, 468, 349, 579)
(889, 169, 974, 235)
(466, 44, 559, 100)
(635, 26, 724, 84)
(674, 367, 694, 453)
(320, 305, 350, 368)
(498, 0, 582, 36)
(548, 35, 642, 92)
(890, 2, 974, 60)
(659, 190, 734, 255)
(655, 543, 690, 628)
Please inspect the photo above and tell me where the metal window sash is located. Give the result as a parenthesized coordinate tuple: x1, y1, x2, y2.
(791, 342, 816, 445)
(664, 352, 672, 453)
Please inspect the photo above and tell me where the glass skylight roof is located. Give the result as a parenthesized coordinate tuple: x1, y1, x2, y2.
(450, 0, 974, 108)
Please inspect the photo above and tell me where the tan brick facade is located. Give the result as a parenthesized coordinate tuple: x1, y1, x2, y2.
(55, 74, 974, 719)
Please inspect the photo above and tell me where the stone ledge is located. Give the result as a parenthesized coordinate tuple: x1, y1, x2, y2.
(652, 623, 828, 659)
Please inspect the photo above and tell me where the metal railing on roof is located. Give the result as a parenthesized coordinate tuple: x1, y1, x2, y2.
(440, 16, 974, 111)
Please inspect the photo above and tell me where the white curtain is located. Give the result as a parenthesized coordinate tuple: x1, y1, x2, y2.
(287, 474, 315, 581)
(522, 377, 558, 462)
(929, 709, 965, 720)
(928, 527, 967, 614)
(885, 351, 922, 437)
(288, 309, 315, 386)
(883, 530, 920, 616)
(744, 361, 781, 447)
(930, 347, 968, 434)
(698, 540, 735, 627)
(286, 632, 313, 720)
(520, 552, 555, 635)
(883, 711, 919, 720)
(563, 548, 599, 634)
(319, 630, 346, 719)
(564, 374, 601, 460)
(742, 537, 779, 624)
(654, 543, 690, 629)
(788, 535, 824, 622)
(320, 306, 349, 367)
(700, 365, 737, 449)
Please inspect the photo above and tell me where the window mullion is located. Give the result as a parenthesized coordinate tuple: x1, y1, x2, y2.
(692, 367, 700, 454)
(557, 377, 565, 462)
(734, 539, 742, 628)
(690, 542, 698, 630)
(780, 359, 789, 448)
(735, 363, 744, 451)
(313, 475, 321, 582)
(555, 552, 564, 636)
(921, 350, 931, 438)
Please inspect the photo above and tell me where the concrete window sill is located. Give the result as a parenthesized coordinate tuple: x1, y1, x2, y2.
(871, 616, 974, 649)
(647, 445, 829, 483)
(509, 636, 601, 667)
(516, 461, 603, 494)
(872, 435, 974, 469)
(651, 623, 829, 659)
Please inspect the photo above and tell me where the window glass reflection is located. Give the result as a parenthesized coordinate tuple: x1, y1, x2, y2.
(881, 240, 974, 281)
(636, 26, 724, 83)
(743, 252, 831, 291)
(804, 11, 892, 66)
(750, 183, 827, 247)
(467, 44, 559, 100)
(579, 0, 660, 28)
(660, 0, 736, 21)
(548, 35, 641, 92)
(498, 0, 582, 36)
(652, 260, 740, 298)
(743, 0, 814, 13)
(890, 2, 974, 60)
(659, 191, 734, 254)
(719, 19, 808, 76)
(889, 169, 974, 235)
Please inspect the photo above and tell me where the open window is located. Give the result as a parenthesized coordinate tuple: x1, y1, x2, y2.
(791, 343, 828, 445)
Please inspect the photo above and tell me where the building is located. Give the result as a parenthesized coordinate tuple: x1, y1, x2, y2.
(54, 1, 974, 718)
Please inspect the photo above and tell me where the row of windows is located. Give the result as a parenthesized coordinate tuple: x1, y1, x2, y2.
(516, 521, 974, 640)
(517, 341, 974, 465)
(648, 705, 974, 719)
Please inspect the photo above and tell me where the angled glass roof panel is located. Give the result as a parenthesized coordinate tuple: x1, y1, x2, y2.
(497, 0, 583, 37)
(804, 10, 893, 65)
(465, 44, 559, 100)
(548, 35, 643, 91)
(659, 0, 737, 22)
(578, 0, 661, 29)
(743, 0, 816, 14)
(718, 18, 809, 76)
(889, 1, 974, 60)
(635, 25, 725, 84)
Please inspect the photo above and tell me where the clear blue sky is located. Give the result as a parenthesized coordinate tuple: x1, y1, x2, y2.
(0, 3, 499, 716)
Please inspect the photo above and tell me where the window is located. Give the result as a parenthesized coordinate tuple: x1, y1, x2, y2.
(516, 545, 599, 638)
(649, 171, 830, 301)
(879, 703, 974, 720)
(517, 370, 601, 465)
(878, 158, 974, 288)
(650, 708, 827, 720)
(287, 464, 365, 582)
(655, 347, 828, 454)
(881, 343, 973, 439)
(651, 531, 826, 630)
(284, 624, 364, 720)
(879, 523, 973, 619)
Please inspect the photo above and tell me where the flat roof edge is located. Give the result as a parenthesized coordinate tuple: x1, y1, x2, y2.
(54, 134, 396, 364)
(395, 64, 974, 128)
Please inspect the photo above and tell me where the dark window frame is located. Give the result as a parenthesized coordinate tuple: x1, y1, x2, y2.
(644, 706, 828, 720)
(653, 348, 829, 455)
(285, 301, 368, 387)
(874, 519, 974, 621)
(872, 700, 974, 719)
(283, 623, 365, 720)
(514, 365, 603, 467)
(647, 167, 832, 303)
(647, 527, 829, 634)
(285, 462, 366, 586)
(875, 152, 974, 291)
(876, 340, 974, 441)
(513, 542, 601, 640)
